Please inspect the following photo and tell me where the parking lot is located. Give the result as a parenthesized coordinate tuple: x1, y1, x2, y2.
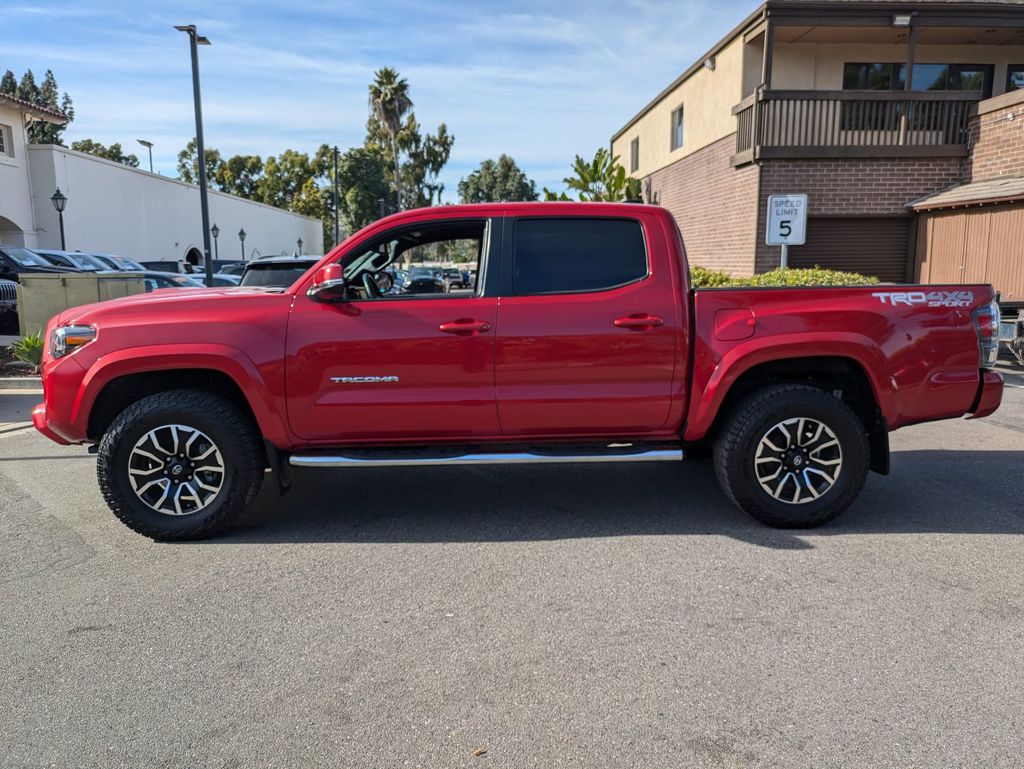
(1, 368, 1022, 768)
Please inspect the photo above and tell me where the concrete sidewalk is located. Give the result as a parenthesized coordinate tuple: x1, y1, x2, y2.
(0, 388, 42, 436)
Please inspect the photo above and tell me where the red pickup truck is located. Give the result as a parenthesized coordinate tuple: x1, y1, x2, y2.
(34, 203, 1003, 540)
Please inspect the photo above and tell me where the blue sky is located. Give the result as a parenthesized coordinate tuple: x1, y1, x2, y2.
(7, 0, 757, 200)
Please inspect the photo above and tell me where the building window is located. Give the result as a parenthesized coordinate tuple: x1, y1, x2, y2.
(512, 218, 648, 296)
(0, 124, 12, 157)
(670, 106, 684, 151)
(1008, 65, 1024, 92)
(629, 137, 639, 173)
(842, 62, 994, 98)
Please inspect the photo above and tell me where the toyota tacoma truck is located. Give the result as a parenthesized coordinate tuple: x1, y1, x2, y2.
(33, 203, 1004, 540)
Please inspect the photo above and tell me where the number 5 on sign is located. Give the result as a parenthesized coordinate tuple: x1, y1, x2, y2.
(766, 194, 807, 246)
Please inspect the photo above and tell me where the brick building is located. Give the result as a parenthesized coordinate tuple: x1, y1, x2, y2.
(611, 0, 1024, 284)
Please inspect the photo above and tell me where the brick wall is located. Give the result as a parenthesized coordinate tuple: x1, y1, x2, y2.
(754, 157, 962, 272)
(964, 90, 1024, 182)
(643, 135, 759, 276)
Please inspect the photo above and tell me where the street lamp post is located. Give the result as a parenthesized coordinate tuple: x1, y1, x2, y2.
(297, 238, 303, 255)
(332, 145, 340, 246)
(211, 223, 220, 260)
(137, 139, 154, 173)
(174, 24, 214, 288)
(50, 188, 68, 250)
(239, 228, 246, 261)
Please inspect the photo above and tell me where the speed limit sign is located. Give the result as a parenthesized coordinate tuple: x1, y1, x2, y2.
(766, 194, 808, 246)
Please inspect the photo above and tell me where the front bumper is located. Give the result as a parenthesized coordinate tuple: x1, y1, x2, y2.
(967, 370, 1004, 420)
(32, 402, 71, 445)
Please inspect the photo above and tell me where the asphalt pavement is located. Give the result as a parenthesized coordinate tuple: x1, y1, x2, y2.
(1, 367, 1022, 768)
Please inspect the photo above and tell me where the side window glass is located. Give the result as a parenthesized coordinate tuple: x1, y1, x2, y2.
(512, 218, 647, 295)
(342, 220, 486, 300)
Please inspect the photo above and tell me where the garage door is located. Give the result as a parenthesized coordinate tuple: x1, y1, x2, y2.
(787, 217, 911, 283)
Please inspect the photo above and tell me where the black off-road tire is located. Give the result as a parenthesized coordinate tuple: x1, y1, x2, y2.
(713, 384, 869, 528)
(97, 389, 264, 541)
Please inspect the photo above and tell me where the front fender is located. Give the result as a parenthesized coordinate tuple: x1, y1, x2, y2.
(683, 332, 895, 441)
(75, 343, 290, 446)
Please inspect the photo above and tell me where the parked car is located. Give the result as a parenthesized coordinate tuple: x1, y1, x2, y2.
(216, 262, 247, 277)
(139, 272, 205, 291)
(0, 278, 17, 330)
(239, 255, 320, 288)
(0, 246, 66, 281)
(87, 253, 147, 272)
(403, 267, 447, 294)
(140, 260, 190, 274)
(442, 268, 466, 290)
(32, 202, 1003, 540)
(211, 273, 241, 287)
(34, 250, 112, 272)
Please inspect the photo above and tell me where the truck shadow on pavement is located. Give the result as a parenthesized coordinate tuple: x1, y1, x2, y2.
(221, 449, 1024, 549)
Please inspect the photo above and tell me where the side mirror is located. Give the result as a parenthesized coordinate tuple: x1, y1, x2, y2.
(308, 263, 347, 302)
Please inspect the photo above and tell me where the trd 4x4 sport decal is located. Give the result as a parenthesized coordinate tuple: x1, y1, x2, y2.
(872, 290, 974, 308)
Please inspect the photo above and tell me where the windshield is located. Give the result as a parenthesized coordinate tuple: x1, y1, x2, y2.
(3, 248, 54, 268)
(168, 275, 204, 287)
(103, 255, 146, 271)
(240, 262, 315, 288)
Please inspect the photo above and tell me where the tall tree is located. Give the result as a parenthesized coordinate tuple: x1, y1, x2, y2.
(70, 139, 139, 167)
(177, 138, 223, 185)
(335, 146, 391, 235)
(459, 155, 538, 203)
(214, 154, 265, 198)
(0, 70, 16, 96)
(543, 148, 641, 202)
(368, 67, 413, 211)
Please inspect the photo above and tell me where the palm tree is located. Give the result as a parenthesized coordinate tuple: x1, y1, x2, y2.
(368, 67, 413, 211)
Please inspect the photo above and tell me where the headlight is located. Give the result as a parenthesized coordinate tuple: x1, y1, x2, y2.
(51, 325, 96, 359)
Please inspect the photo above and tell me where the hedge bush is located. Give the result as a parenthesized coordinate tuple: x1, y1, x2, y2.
(690, 266, 879, 288)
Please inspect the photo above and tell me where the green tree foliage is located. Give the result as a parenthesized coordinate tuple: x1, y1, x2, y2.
(368, 67, 413, 210)
(458, 154, 538, 203)
(543, 148, 641, 202)
(6, 69, 73, 144)
(70, 139, 139, 167)
(335, 147, 391, 235)
(214, 154, 264, 198)
(0, 70, 17, 96)
(176, 138, 224, 185)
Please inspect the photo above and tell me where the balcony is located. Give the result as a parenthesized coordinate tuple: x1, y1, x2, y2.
(732, 90, 980, 166)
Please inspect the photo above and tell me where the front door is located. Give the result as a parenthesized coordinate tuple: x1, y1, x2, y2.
(495, 215, 680, 437)
(286, 218, 500, 443)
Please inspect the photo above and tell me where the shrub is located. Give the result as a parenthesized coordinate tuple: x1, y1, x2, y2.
(10, 333, 43, 372)
(689, 265, 734, 288)
(690, 266, 879, 289)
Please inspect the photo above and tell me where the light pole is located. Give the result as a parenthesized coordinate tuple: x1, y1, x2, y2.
(378, 198, 386, 220)
(174, 24, 214, 288)
(137, 139, 154, 173)
(50, 188, 68, 250)
(211, 223, 220, 260)
(238, 228, 246, 260)
(297, 237, 303, 255)
(332, 145, 339, 246)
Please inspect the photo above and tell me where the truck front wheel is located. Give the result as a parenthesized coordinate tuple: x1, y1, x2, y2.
(96, 389, 264, 541)
(713, 384, 869, 528)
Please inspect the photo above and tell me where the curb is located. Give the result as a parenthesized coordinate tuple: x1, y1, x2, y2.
(0, 377, 42, 390)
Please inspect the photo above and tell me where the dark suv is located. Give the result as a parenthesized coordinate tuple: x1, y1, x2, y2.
(0, 247, 65, 282)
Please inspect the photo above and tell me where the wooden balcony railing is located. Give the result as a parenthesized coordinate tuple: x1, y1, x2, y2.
(732, 90, 980, 165)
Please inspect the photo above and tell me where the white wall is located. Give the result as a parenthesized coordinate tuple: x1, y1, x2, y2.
(26, 145, 323, 262)
(0, 104, 40, 248)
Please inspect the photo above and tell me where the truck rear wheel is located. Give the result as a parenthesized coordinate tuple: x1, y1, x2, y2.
(97, 389, 264, 541)
(713, 384, 869, 528)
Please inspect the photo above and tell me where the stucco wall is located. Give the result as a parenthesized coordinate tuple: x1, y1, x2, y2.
(26, 145, 323, 261)
(772, 43, 1024, 95)
(0, 104, 39, 247)
(612, 36, 746, 180)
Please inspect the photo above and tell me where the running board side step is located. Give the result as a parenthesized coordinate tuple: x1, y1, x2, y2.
(289, 448, 683, 468)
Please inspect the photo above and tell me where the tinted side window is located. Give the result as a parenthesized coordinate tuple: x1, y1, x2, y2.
(513, 218, 647, 295)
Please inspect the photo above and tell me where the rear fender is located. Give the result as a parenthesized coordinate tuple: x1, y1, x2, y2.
(683, 332, 895, 442)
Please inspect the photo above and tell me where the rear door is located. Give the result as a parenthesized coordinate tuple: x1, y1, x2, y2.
(494, 214, 680, 437)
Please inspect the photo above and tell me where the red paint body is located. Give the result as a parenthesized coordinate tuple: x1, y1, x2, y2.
(34, 202, 1003, 450)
